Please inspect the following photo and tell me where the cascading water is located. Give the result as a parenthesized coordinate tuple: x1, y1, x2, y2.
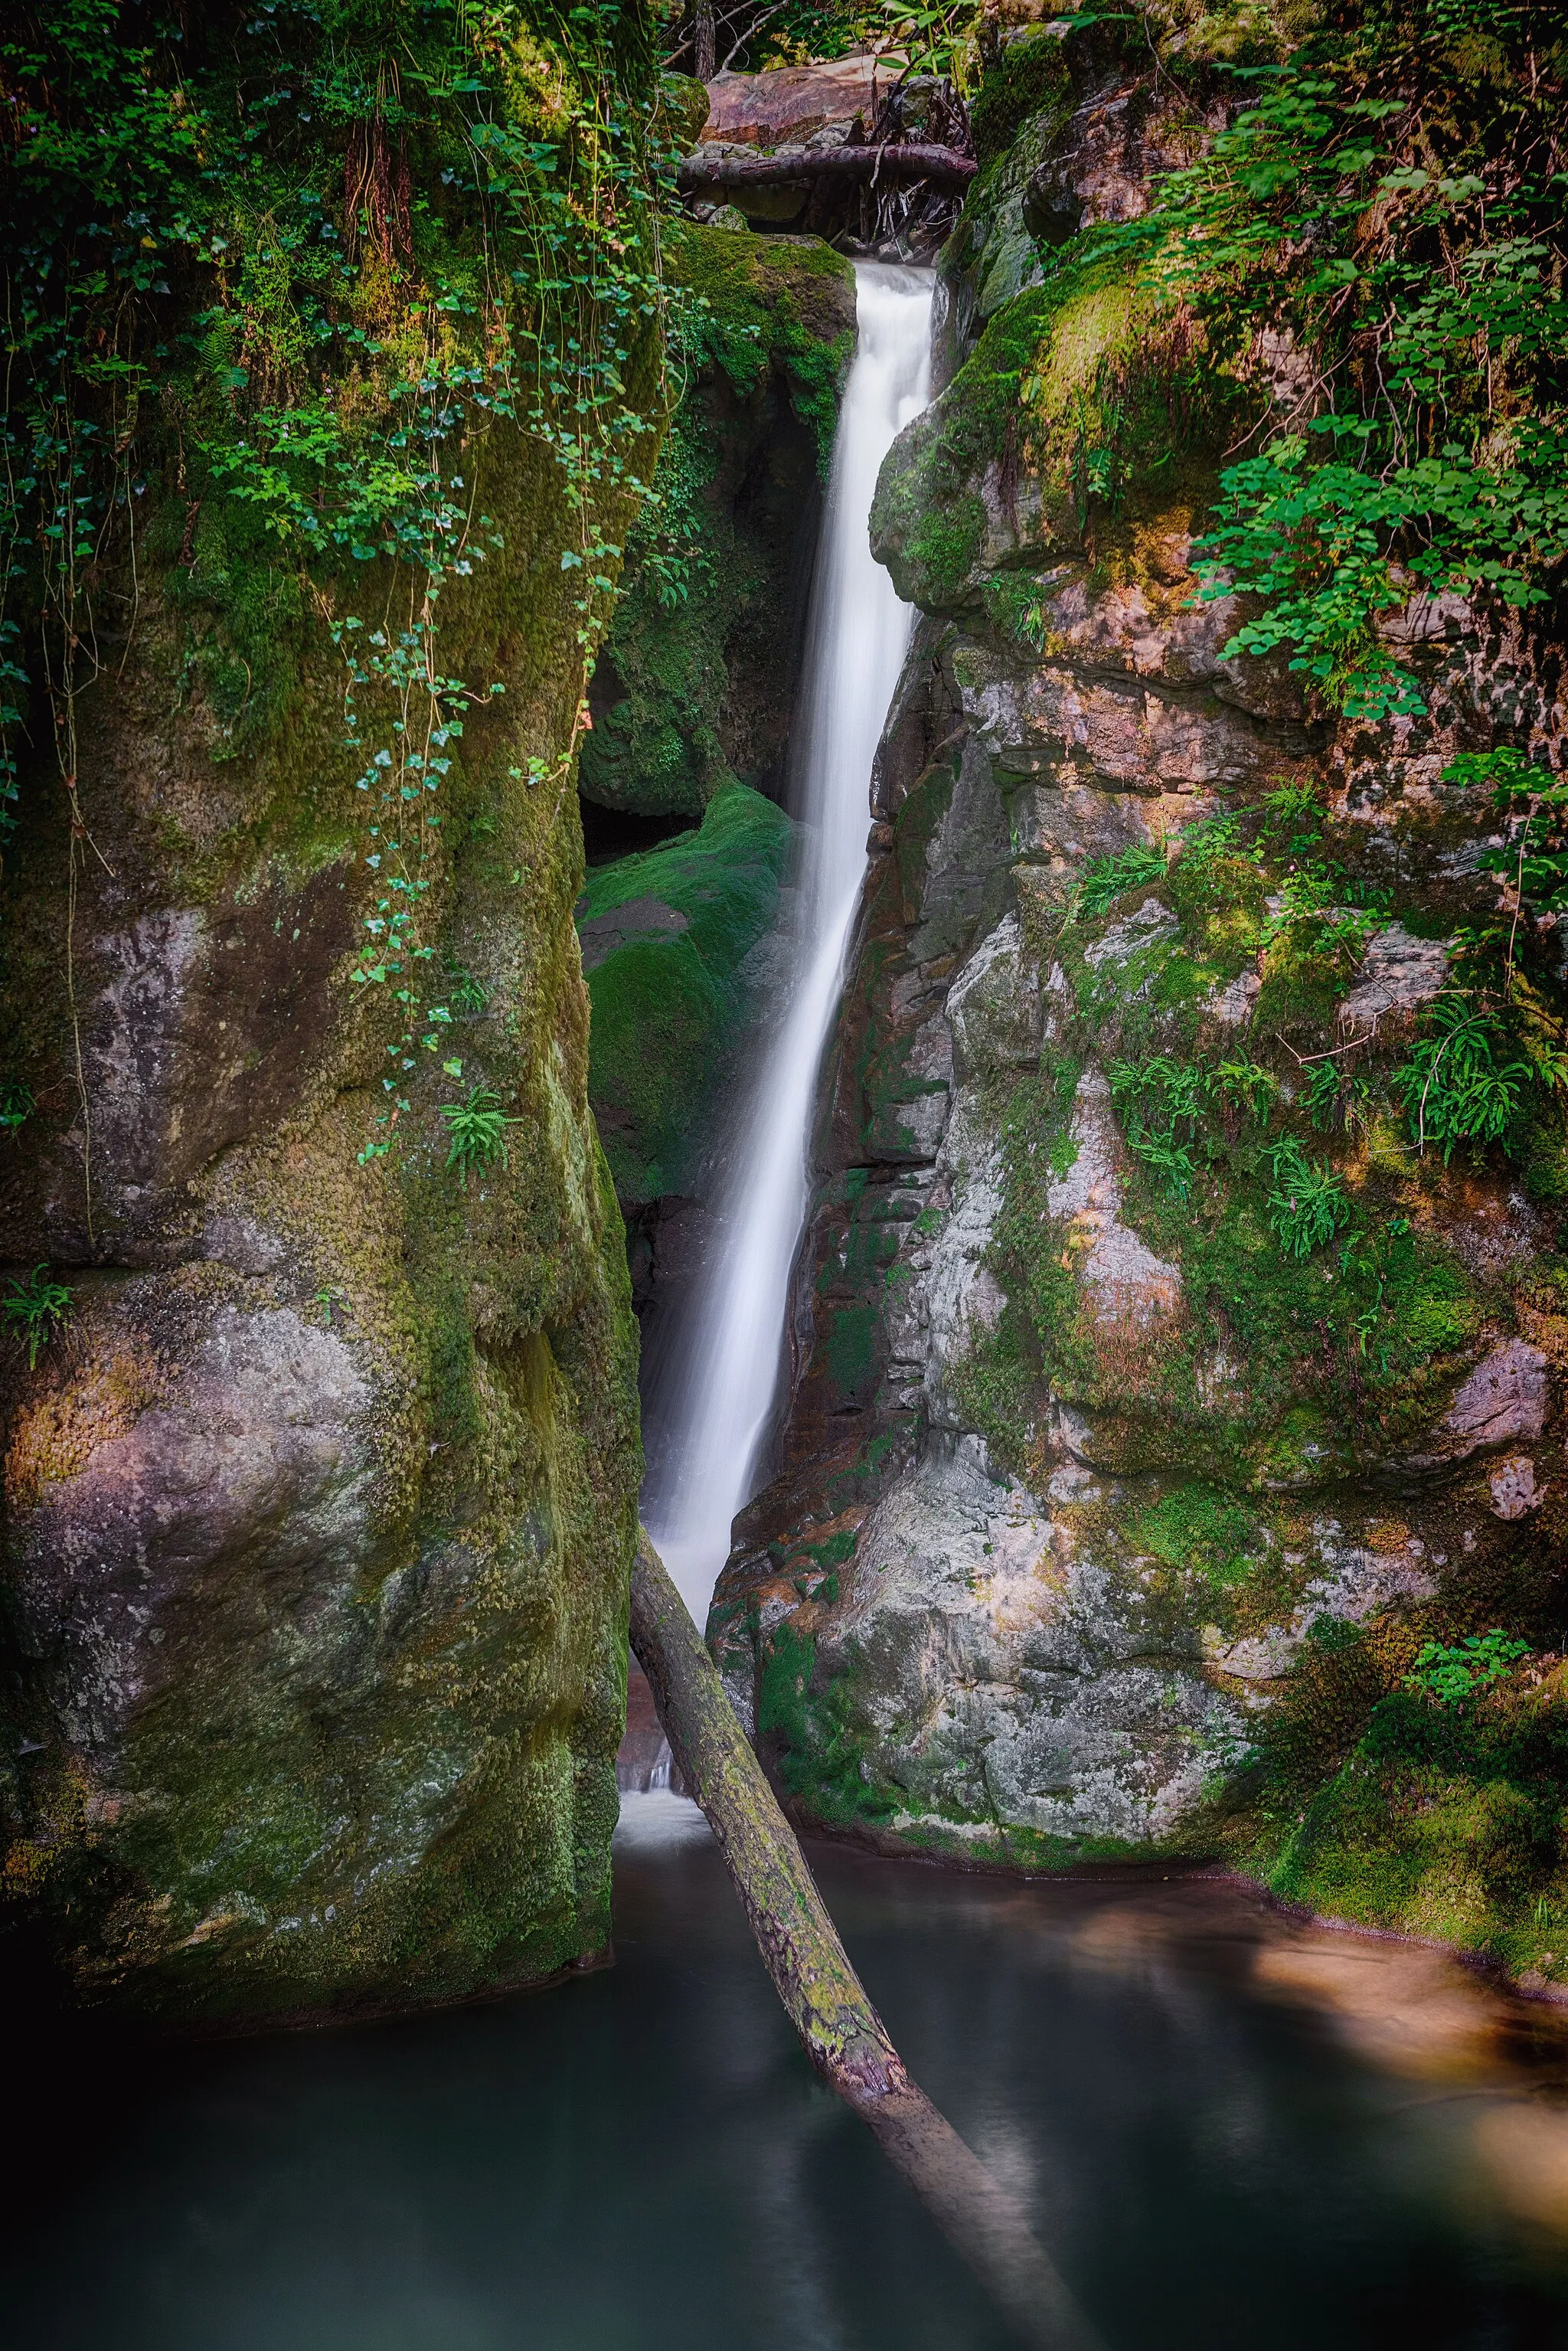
(640, 263, 934, 1625)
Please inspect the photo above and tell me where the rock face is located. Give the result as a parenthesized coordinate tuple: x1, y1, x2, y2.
(704, 57, 884, 149)
(0, 11, 648, 2022)
(580, 222, 855, 821)
(0, 469, 642, 2022)
(577, 223, 852, 1330)
(712, 15, 1568, 1943)
(580, 783, 793, 1221)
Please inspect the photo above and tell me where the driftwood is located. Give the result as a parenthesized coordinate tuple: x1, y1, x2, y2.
(629, 1528, 1104, 2351)
(677, 142, 978, 198)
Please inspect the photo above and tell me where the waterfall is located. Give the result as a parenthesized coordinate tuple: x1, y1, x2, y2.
(640, 263, 934, 1624)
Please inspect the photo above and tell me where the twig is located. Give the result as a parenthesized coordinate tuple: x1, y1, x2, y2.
(720, 0, 789, 74)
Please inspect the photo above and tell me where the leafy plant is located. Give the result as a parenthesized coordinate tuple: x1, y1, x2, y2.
(1395, 992, 1530, 1160)
(1262, 863, 1385, 975)
(1073, 841, 1167, 922)
(1455, 747, 1568, 978)
(1107, 1056, 1207, 1202)
(1060, 13, 1568, 721)
(1406, 1632, 1530, 1708)
(440, 1084, 519, 1176)
(445, 960, 490, 1018)
(4, 1264, 71, 1368)
(1214, 1058, 1277, 1126)
(875, 0, 982, 90)
(1124, 1123, 1197, 1205)
(1266, 1137, 1350, 1259)
(1261, 781, 1325, 853)
(1301, 1056, 1374, 1135)
(1178, 813, 1246, 868)
(1194, 422, 1568, 719)
(1, 1, 675, 1181)
(0, 1079, 34, 1136)
(1337, 1215, 1413, 1362)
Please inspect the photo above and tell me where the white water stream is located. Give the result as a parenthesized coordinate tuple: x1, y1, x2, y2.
(640, 263, 934, 1625)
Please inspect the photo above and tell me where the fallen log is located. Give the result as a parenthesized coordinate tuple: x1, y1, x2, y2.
(629, 1527, 1104, 2351)
(676, 141, 978, 198)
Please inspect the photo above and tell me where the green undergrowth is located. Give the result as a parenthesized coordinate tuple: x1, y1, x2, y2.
(1217, 1611, 1568, 1983)
(1067, 0, 1568, 719)
(579, 782, 791, 1204)
(942, 767, 1568, 1481)
(893, 1, 1566, 716)
(1, 0, 681, 1170)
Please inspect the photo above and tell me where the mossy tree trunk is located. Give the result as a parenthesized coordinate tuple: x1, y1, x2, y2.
(629, 1529, 1104, 2351)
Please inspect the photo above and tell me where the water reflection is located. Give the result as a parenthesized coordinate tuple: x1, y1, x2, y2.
(8, 1798, 1568, 2349)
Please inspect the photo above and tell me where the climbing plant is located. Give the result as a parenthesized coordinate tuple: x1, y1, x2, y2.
(1040, 0, 1567, 721)
(0, 0, 681, 1184)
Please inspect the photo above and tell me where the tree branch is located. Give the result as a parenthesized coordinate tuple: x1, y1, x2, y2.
(629, 1528, 1104, 2351)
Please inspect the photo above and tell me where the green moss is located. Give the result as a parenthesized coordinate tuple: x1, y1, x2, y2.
(655, 71, 710, 152)
(579, 222, 854, 818)
(972, 30, 1074, 170)
(1132, 1482, 1263, 1592)
(1221, 1633, 1568, 1985)
(874, 231, 1246, 610)
(823, 1303, 879, 1406)
(758, 1624, 899, 1828)
(662, 219, 854, 469)
(944, 1017, 1488, 1488)
(581, 783, 792, 1205)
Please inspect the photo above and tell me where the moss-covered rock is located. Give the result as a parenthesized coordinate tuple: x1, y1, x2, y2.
(579, 783, 793, 1207)
(717, 5, 1568, 1990)
(872, 252, 1236, 614)
(580, 222, 855, 818)
(0, 0, 654, 2022)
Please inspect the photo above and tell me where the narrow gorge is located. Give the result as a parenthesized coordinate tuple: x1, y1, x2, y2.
(4, 4, 1568, 2346)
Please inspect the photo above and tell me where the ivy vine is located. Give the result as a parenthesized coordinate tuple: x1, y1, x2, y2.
(1, 0, 688, 1189)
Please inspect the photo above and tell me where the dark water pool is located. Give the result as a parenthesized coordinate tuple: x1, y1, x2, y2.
(9, 1793, 1568, 2350)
